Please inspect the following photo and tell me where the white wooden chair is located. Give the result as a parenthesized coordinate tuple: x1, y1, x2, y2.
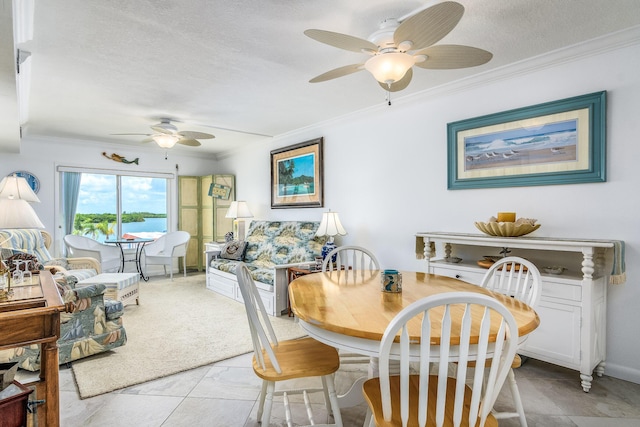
(64, 234, 121, 273)
(322, 245, 380, 272)
(235, 262, 343, 427)
(480, 256, 542, 427)
(322, 245, 380, 365)
(362, 292, 518, 427)
(143, 231, 190, 280)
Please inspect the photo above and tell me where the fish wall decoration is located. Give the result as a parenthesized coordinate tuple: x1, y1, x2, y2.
(102, 152, 139, 164)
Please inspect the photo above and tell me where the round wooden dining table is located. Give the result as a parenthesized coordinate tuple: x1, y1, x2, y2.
(289, 270, 540, 357)
(289, 269, 540, 408)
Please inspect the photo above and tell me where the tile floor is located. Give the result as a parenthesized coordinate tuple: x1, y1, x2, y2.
(39, 351, 638, 426)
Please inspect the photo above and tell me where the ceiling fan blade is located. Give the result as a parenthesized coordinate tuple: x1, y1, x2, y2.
(177, 138, 201, 147)
(414, 45, 493, 69)
(178, 131, 215, 140)
(310, 64, 364, 83)
(111, 133, 152, 136)
(141, 137, 153, 143)
(378, 68, 413, 92)
(305, 29, 377, 53)
(394, 1, 464, 51)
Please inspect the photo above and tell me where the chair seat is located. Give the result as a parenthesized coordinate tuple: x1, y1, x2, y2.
(252, 337, 340, 381)
(363, 375, 498, 427)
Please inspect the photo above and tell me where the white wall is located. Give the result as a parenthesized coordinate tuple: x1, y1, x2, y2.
(219, 30, 640, 384)
(0, 137, 222, 255)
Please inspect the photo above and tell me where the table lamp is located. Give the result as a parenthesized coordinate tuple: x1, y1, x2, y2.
(315, 210, 347, 260)
(225, 201, 253, 240)
(0, 175, 44, 299)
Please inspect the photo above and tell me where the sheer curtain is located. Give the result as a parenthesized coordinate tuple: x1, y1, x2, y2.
(61, 171, 81, 244)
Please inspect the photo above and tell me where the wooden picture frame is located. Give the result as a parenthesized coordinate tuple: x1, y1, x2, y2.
(447, 91, 606, 189)
(271, 137, 324, 208)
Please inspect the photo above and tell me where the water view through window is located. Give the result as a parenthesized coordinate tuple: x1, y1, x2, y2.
(74, 173, 168, 242)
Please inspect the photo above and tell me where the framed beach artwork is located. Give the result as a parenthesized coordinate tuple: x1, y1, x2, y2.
(271, 137, 324, 208)
(447, 91, 606, 189)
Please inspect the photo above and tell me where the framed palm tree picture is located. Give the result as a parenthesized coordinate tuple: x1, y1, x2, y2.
(270, 138, 324, 208)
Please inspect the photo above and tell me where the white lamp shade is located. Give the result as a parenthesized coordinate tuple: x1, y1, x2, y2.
(0, 174, 40, 202)
(364, 52, 415, 84)
(153, 134, 179, 148)
(225, 201, 253, 219)
(0, 198, 45, 229)
(316, 211, 347, 238)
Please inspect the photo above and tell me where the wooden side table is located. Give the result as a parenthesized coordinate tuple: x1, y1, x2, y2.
(0, 270, 64, 427)
(286, 266, 321, 317)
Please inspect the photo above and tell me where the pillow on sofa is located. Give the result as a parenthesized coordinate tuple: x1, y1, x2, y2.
(220, 240, 247, 261)
(0, 229, 53, 263)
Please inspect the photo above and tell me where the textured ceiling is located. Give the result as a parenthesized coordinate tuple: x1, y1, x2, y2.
(2, 0, 640, 156)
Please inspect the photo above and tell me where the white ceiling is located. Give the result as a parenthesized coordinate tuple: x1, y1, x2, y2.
(2, 0, 640, 156)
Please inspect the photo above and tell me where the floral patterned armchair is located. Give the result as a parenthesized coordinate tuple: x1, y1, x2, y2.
(0, 229, 127, 369)
(0, 273, 127, 370)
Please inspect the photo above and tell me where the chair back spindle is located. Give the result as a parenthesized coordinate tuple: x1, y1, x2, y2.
(481, 256, 542, 308)
(322, 245, 380, 275)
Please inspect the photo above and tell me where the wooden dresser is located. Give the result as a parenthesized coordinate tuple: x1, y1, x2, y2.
(0, 270, 64, 426)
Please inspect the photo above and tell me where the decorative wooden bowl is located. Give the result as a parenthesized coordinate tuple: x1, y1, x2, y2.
(474, 221, 540, 237)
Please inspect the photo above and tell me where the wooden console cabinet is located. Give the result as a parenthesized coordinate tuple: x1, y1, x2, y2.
(416, 232, 622, 392)
(0, 270, 64, 426)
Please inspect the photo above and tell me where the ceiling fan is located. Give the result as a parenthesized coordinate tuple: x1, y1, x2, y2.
(305, 1, 492, 93)
(112, 118, 215, 148)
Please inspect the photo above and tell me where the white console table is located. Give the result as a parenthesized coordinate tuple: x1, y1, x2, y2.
(416, 232, 624, 392)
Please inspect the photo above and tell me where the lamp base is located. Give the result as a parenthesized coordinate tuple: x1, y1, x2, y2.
(321, 241, 337, 261)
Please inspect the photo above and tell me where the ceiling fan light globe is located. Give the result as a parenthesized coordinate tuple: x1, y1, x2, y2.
(365, 52, 415, 85)
(153, 134, 179, 148)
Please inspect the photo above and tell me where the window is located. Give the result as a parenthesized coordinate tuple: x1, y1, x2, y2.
(59, 167, 173, 243)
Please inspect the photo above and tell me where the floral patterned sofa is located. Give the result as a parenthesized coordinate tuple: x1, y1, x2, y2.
(0, 229, 127, 370)
(205, 220, 326, 316)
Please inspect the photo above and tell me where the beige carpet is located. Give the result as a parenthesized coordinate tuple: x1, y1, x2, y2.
(72, 273, 305, 399)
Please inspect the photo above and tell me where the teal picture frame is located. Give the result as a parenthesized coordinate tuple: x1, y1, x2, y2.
(447, 91, 606, 189)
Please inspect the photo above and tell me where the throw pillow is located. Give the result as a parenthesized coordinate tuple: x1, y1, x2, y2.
(220, 240, 247, 261)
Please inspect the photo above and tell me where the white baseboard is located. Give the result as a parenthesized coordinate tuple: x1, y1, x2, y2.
(602, 362, 640, 385)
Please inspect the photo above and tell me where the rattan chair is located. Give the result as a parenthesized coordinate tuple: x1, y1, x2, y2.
(143, 231, 190, 280)
(64, 234, 121, 273)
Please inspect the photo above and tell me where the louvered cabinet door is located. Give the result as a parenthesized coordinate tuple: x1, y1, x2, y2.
(178, 176, 200, 270)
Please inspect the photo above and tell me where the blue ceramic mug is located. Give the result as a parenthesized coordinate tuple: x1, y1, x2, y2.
(381, 269, 402, 293)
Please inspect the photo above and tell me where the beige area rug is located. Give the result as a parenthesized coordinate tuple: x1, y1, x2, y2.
(72, 273, 305, 399)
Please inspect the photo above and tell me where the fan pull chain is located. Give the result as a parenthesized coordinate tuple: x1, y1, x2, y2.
(386, 88, 392, 106)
